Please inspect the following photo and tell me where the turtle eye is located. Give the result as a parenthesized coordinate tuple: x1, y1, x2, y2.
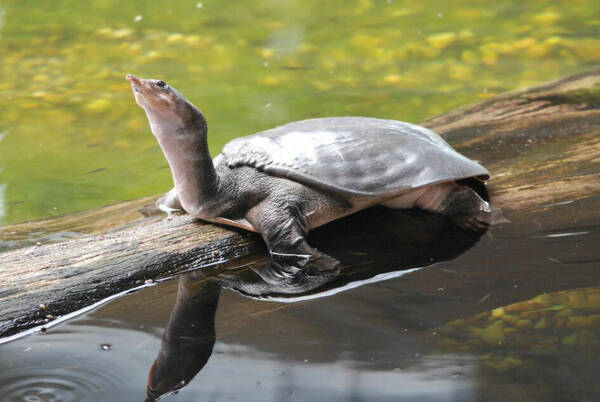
(156, 80, 168, 88)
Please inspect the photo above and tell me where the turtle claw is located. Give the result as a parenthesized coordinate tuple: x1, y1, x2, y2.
(304, 252, 341, 275)
(251, 260, 339, 294)
(269, 250, 341, 285)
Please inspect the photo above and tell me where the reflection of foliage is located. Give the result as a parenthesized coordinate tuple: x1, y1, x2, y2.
(435, 287, 600, 367)
(434, 287, 600, 401)
(1, 0, 600, 224)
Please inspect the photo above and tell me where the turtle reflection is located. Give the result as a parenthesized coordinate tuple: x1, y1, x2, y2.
(145, 207, 485, 400)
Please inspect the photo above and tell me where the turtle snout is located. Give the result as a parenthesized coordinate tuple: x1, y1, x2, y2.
(127, 74, 148, 99)
(126, 73, 140, 83)
(126, 74, 143, 92)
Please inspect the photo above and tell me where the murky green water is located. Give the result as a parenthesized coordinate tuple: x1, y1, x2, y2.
(1, 0, 599, 224)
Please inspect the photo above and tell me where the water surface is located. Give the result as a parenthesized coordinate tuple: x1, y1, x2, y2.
(1, 195, 598, 401)
(1, 0, 599, 224)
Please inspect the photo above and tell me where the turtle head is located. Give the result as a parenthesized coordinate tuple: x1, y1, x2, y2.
(126, 74, 217, 217)
(126, 74, 202, 131)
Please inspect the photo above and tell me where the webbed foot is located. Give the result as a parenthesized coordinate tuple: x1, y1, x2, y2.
(247, 205, 341, 285)
(269, 248, 341, 280)
(259, 250, 340, 292)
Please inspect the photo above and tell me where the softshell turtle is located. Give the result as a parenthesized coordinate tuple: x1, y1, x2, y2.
(126, 74, 492, 277)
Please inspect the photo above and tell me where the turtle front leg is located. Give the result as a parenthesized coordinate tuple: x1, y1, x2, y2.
(157, 187, 183, 214)
(247, 203, 341, 281)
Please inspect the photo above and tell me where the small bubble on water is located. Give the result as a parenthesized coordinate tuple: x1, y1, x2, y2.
(100, 343, 111, 351)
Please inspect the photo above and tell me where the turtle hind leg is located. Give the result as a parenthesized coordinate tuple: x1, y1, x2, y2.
(157, 187, 183, 214)
(247, 202, 341, 283)
(437, 184, 492, 232)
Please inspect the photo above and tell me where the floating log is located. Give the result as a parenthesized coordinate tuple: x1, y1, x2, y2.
(1, 68, 599, 338)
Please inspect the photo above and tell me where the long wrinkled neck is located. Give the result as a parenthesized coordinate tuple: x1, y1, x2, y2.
(147, 107, 220, 217)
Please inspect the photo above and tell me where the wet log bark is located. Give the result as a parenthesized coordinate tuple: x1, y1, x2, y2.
(0, 211, 263, 338)
(1, 68, 599, 338)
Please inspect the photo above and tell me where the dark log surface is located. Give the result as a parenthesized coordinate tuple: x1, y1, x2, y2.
(1, 68, 599, 338)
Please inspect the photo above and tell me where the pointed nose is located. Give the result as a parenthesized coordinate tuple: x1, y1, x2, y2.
(126, 73, 142, 85)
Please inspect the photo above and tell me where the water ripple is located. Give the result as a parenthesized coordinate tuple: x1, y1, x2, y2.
(0, 365, 124, 402)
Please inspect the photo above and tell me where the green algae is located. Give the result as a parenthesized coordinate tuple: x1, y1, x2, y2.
(0, 0, 599, 224)
(434, 287, 600, 356)
(430, 286, 600, 401)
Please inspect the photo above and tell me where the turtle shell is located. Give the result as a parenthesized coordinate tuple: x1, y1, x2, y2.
(220, 117, 490, 197)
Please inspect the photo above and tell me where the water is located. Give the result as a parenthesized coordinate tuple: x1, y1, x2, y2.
(1, 0, 599, 224)
(1, 195, 599, 401)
